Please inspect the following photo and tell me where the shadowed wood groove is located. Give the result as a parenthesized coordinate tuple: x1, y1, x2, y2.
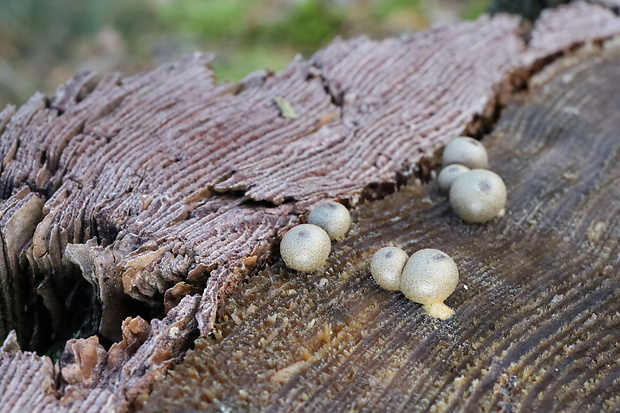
(142, 40, 620, 412)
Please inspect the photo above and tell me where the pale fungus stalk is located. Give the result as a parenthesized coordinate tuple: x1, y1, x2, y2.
(442, 137, 489, 169)
(399, 249, 459, 320)
(423, 302, 455, 320)
(280, 224, 331, 272)
(308, 201, 351, 241)
(369, 247, 408, 291)
(449, 169, 507, 223)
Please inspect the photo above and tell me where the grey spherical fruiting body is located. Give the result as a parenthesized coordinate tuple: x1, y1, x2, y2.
(400, 249, 459, 307)
(280, 224, 331, 272)
(449, 169, 507, 223)
(308, 201, 351, 240)
(370, 247, 408, 291)
(438, 164, 470, 192)
(442, 137, 489, 169)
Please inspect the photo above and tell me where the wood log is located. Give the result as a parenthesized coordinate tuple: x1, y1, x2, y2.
(0, 2, 619, 412)
(142, 35, 620, 412)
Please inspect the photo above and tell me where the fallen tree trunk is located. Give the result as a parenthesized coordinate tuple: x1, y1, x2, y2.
(0, 2, 619, 412)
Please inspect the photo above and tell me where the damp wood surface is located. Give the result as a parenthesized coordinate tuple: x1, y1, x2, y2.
(0, 2, 619, 412)
(141, 42, 620, 412)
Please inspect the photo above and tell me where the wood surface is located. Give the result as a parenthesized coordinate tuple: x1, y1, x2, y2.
(143, 39, 620, 412)
(0, 2, 619, 412)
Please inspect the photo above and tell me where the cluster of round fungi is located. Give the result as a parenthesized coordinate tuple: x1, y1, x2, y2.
(280, 201, 351, 272)
(280, 137, 504, 320)
(370, 247, 459, 320)
(438, 137, 507, 223)
(368, 137, 506, 320)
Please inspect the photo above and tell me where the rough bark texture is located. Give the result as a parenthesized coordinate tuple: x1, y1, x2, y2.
(0, 2, 619, 412)
(142, 37, 620, 412)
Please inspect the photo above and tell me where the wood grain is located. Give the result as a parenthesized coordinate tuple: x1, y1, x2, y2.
(142, 39, 620, 413)
(0, 3, 619, 412)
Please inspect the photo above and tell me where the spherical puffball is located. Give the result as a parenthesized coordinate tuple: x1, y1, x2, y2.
(400, 249, 459, 306)
(449, 169, 507, 223)
(442, 137, 489, 169)
(280, 224, 331, 272)
(437, 164, 470, 192)
(370, 247, 408, 291)
(308, 201, 351, 240)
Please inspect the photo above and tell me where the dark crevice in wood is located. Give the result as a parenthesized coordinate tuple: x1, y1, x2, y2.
(309, 62, 346, 108)
(212, 187, 298, 210)
(5, 193, 114, 357)
(517, 19, 534, 46)
(0, 103, 156, 356)
(239, 196, 297, 210)
(0, 66, 183, 352)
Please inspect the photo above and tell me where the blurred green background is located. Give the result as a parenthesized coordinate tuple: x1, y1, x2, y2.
(0, 0, 490, 109)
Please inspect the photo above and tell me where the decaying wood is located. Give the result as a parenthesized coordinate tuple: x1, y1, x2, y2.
(142, 40, 620, 412)
(0, 2, 619, 412)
